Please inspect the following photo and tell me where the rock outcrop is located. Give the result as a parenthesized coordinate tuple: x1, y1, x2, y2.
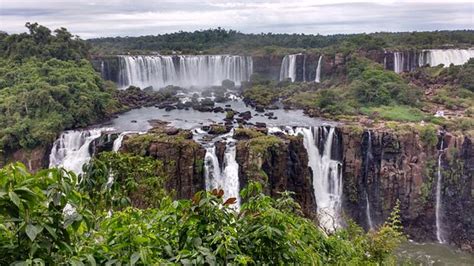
(0, 146, 50, 173)
(121, 125, 206, 199)
(235, 130, 317, 218)
(340, 126, 473, 250)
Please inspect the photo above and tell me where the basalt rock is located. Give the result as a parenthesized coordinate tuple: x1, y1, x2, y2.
(340, 126, 473, 250)
(90, 133, 119, 156)
(121, 126, 206, 200)
(1, 146, 50, 173)
(235, 132, 317, 218)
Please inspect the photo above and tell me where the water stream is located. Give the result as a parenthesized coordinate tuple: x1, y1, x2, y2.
(435, 139, 445, 243)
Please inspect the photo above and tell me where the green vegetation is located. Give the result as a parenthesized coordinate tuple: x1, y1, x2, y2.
(0, 162, 405, 265)
(0, 58, 119, 151)
(0, 22, 89, 62)
(0, 23, 120, 153)
(87, 28, 474, 55)
(361, 106, 426, 122)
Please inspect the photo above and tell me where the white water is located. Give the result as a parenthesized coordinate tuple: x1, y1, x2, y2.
(112, 131, 138, 152)
(118, 55, 253, 89)
(394, 52, 404, 73)
(420, 49, 474, 67)
(279, 54, 298, 82)
(315, 55, 323, 83)
(392, 49, 474, 73)
(204, 135, 240, 209)
(291, 127, 342, 231)
(365, 131, 374, 230)
(366, 193, 374, 230)
(435, 140, 445, 243)
(49, 128, 109, 174)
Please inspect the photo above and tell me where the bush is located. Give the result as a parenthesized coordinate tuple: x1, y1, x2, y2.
(353, 80, 391, 106)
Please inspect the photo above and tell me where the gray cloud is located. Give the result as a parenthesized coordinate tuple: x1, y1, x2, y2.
(0, 0, 472, 38)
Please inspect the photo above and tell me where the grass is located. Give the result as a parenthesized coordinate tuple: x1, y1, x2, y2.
(361, 105, 427, 122)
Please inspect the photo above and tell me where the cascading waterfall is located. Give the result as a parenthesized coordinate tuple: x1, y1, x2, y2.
(393, 52, 404, 73)
(315, 55, 323, 83)
(118, 55, 253, 89)
(390, 49, 474, 73)
(435, 139, 445, 243)
(419, 49, 474, 67)
(204, 136, 240, 209)
(279, 54, 298, 82)
(365, 132, 374, 230)
(291, 126, 342, 231)
(49, 128, 108, 174)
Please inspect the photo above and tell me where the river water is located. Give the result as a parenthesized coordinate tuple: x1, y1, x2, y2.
(396, 241, 473, 265)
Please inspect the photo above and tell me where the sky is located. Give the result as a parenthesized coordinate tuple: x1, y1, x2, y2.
(0, 0, 473, 39)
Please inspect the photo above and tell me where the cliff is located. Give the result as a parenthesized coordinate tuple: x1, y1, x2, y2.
(341, 126, 473, 250)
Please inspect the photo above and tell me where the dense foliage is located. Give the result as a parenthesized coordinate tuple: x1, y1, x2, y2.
(88, 28, 474, 55)
(0, 58, 119, 151)
(0, 23, 89, 62)
(0, 155, 405, 265)
(0, 24, 120, 153)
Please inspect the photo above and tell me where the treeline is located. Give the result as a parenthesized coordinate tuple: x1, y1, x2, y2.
(0, 23, 120, 153)
(88, 28, 474, 55)
(0, 22, 89, 62)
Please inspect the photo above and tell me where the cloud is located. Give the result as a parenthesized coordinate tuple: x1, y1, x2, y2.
(0, 0, 472, 38)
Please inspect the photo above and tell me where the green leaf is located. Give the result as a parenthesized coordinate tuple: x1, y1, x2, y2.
(25, 224, 43, 241)
(43, 224, 57, 240)
(85, 254, 96, 266)
(9, 191, 21, 208)
(130, 252, 140, 265)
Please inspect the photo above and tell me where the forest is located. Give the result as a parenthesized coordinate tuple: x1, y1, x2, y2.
(88, 28, 474, 55)
(0, 23, 120, 153)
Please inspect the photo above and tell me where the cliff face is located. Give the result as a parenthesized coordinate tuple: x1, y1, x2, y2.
(1, 146, 50, 173)
(340, 127, 473, 250)
(235, 133, 317, 218)
(120, 129, 206, 199)
(252, 55, 284, 80)
(90, 56, 121, 83)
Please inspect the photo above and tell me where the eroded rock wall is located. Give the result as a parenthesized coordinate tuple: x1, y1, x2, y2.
(341, 126, 473, 250)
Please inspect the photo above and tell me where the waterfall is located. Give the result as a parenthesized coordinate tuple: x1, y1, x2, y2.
(118, 55, 253, 89)
(435, 139, 445, 243)
(394, 52, 404, 73)
(315, 55, 323, 83)
(291, 126, 342, 231)
(204, 136, 240, 209)
(391, 49, 474, 73)
(49, 128, 107, 174)
(365, 131, 374, 230)
(279, 54, 298, 82)
(365, 193, 374, 230)
(419, 49, 474, 68)
(112, 131, 135, 152)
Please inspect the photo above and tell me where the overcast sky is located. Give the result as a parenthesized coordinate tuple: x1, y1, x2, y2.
(0, 0, 473, 39)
